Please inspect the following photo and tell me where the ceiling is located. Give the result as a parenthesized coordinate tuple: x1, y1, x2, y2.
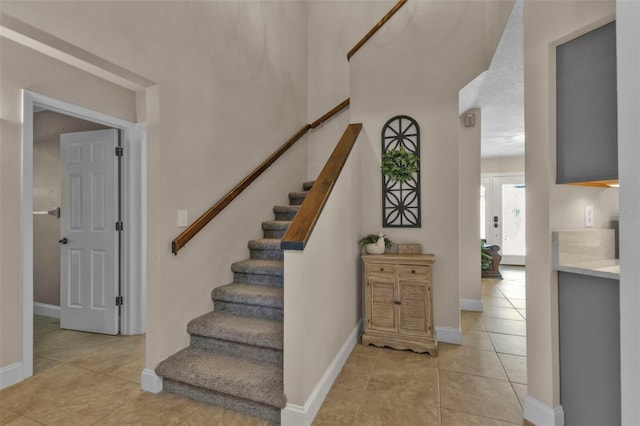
(459, 0, 524, 159)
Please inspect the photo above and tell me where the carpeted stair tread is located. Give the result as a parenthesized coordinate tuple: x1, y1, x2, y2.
(213, 283, 283, 308)
(231, 259, 283, 276)
(247, 238, 282, 251)
(261, 220, 291, 231)
(187, 311, 282, 350)
(155, 347, 286, 409)
(273, 205, 299, 215)
(288, 191, 308, 205)
(302, 181, 315, 191)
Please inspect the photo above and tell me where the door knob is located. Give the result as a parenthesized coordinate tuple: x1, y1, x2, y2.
(58, 238, 68, 244)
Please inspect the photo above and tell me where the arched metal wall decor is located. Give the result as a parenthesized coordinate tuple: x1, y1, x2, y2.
(381, 115, 421, 227)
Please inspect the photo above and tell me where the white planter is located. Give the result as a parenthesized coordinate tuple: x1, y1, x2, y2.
(366, 242, 385, 254)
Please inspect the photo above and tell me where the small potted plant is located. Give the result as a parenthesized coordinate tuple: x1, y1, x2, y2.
(380, 146, 420, 183)
(359, 233, 394, 254)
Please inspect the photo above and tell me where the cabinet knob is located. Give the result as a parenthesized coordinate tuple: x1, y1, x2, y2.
(394, 300, 401, 305)
(379, 267, 384, 272)
(411, 269, 415, 274)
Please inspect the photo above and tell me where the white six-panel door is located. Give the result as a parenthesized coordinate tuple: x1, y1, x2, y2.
(60, 129, 119, 335)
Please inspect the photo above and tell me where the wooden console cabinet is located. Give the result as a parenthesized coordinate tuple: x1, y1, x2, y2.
(361, 254, 437, 355)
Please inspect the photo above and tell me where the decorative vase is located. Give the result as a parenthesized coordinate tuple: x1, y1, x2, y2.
(366, 237, 386, 254)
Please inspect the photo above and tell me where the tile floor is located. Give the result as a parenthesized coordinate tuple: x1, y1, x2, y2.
(1, 267, 528, 425)
(313, 266, 529, 425)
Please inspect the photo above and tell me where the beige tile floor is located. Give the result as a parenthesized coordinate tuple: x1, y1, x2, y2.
(1, 267, 528, 425)
(314, 265, 529, 426)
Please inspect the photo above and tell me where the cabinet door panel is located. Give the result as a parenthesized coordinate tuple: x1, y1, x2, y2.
(399, 280, 431, 335)
(368, 280, 397, 332)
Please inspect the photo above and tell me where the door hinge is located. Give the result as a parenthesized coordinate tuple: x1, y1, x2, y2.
(116, 221, 124, 231)
(115, 296, 124, 306)
(115, 146, 124, 157)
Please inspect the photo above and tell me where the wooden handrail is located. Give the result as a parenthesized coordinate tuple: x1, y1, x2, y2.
(347, 0, 408, 61)
(172, 99, 350, 254)
(310, 99, 351, 128)
(281, 123, 362, 250)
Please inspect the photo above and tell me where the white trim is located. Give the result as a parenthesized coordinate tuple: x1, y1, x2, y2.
(524, 395, 565, 426)
(435, 326, 462, 344)
(0, 363, 23, 390)
(481, 171, 526, 178)
(460, 298, 484, 312)
(281, 319, 363, 426)
(21, 90, 146, 384)
(33, 302, 60, 319)
(141, 368, 163, 394)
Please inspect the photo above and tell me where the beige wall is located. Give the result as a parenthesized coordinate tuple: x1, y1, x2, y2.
(33, 111, 108, 307)
(523, 0, 615, 412)
(481, 154, 525, 174)
(283, 133, 362, 407)
(0, 36, 136, 369)
(0, 1, 309, 370)
(306, 1, 395, 179)
(350, 1, 513, 333)
(459, 110, 482, 306)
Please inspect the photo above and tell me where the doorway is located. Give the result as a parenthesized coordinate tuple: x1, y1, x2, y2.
(482, 173, 526, 265)
(22, 91, 146, 380)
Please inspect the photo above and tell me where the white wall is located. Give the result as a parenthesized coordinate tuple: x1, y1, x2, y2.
(481, 154, 525, 174)
(306, 1, 394, 179)
(459, 110, 482, 310)
(350, 0, 513, 335)
(617, 1, 640, 423)
(283, 131, 362, 409)
(0, 36, 137, 369)
(523, 0, 615, 417)
(0, 1, 309, 371)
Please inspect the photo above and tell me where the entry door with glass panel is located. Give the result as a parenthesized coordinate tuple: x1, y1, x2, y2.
(481, 174, 526, 265)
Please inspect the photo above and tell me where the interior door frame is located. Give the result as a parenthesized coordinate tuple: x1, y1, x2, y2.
(21, 90, 146, 379)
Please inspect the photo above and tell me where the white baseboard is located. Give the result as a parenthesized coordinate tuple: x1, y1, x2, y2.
(281, 319, 363, 426)
(524, 395, 564, 426)
(435, 326, 462, 344)
(34, 302, 60, 319)
(0, 362, 23, 390)
(141, 368, 163, 394)
(460, 298, 483, 312)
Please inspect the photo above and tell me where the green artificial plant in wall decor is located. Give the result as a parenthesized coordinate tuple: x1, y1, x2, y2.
(380, 146, 420, 183)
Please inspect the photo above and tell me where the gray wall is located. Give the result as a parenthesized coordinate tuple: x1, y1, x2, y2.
(33, 111, 108, 306)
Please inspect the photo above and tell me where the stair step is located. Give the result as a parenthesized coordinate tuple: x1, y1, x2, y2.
(214, 283, 283, 318)
(156, 347, 286, 410)
(261, 220, 290, 239)
(213, 282, 283, 309)
(288, 191, 308, 206)
(302, 181, 315, 191)
(273, 205, 299, 221)
(188, 311, 283, 350)
(231, 259, 283, 277)
(163, 379, 281, 424)
(248, 238, 283, 260)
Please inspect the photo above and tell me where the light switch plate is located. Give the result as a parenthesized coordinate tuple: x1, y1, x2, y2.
(178, 210, 188, 227)
(585, 205, 594, 227)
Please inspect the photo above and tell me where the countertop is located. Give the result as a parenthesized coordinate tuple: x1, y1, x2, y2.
(554, 258, 619, 280)
(552, 229, 619, 280)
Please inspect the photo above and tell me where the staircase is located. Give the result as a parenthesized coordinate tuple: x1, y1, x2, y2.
(155, 181, 314, 424)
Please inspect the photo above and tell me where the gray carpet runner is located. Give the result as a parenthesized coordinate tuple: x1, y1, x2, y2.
(155, 181, 314, 424)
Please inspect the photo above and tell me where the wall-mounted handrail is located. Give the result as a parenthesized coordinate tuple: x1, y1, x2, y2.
(281, 123, 362, 250)
(171, 99, 350, 255)
(347, 0, 408, 61)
